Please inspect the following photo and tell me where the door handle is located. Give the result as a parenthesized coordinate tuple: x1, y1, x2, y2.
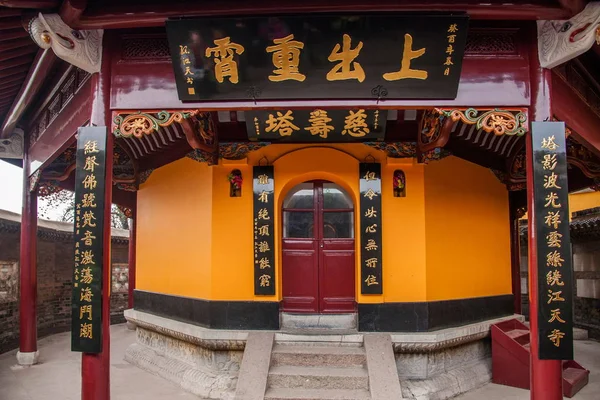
(320, 243, 324, 248)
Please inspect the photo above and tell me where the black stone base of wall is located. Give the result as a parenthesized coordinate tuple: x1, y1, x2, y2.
(358, 294, 514, 332)
(134, 291, 514, 332)
(134, 290, 281, 330)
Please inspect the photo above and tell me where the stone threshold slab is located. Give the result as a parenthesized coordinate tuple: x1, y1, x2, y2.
(124, 309, 523, 352)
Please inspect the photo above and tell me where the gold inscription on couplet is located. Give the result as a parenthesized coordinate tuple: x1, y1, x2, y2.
(258, 257, 271, 270)
(544, 192, 561, 208)
(547, 290, 565, 304)
(365, 258, 378, 268)
(541, 135, 559, 151)
(259, 274, 271, 287)
(383, 34, 427, 81)
(82, 193, 97, 208)
(543, 172, 561, 189)
(84, 140, 100, 154)
(546, 270, 565, 286)
(84, 156, 99, 173)
(80, 323, 93, 339)
(546, 231, 563, 248)
(549, 308, 566, 323)
(365, 224, 378, 233)
(327, 34, 365, 82)
(79, 305, 93, 320)
(258, 174, 269, 185)
(364, 207, 377, 218)
(365, 239, 378, 251)
(546, 251, 564, 268)
(82, 174, 97, 190)
(80, 267, 94, 284)
(548, 329, 565, 347)
(542, 154, 557, 171)
(80, 287, 93, 302)
(205, 37, 245, 84)
(266, 34, 305, 82)
(364, 275, 379, 286)
(364, 188, 378, 200)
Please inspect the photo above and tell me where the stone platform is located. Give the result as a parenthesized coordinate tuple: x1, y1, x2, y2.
(1, 323, 599, 400)
(124, 309, 524, 399)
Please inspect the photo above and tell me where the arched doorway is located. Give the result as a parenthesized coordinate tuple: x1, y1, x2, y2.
(281, 181, 355, 313)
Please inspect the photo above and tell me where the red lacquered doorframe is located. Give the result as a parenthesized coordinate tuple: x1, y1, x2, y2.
(281, 181, 355, 313)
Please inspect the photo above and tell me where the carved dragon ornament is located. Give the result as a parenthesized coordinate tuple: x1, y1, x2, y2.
(28, 13, 103, 74)
(538, 2, 600, 68)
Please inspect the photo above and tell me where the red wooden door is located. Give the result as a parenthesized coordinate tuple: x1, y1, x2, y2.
(282, 181, 355, 313)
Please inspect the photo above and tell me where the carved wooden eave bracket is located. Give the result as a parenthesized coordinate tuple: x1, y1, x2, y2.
(538, 2, 600, 69)
(0, 129, 24, 159)
(364, 142, 417, 159)
(28, 13, 103, 74)
(503, 126, 600, 191)
(418, 107, 528, 164)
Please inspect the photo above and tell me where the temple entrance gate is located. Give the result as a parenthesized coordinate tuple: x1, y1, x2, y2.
(281, 181, 356, 313)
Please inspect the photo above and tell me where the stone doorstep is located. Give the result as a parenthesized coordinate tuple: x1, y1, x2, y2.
(124, 309, 523, 352)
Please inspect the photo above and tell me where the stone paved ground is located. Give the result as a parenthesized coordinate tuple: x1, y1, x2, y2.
(0, 324, 598, 400)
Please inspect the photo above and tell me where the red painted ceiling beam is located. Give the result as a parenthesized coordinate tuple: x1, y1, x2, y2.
(0, 55, 35, 72)
(59, 0, 87, 26)
(0, 46, 38, 61)
(0, 49, 57, 139)
(0, 0, 59, 7)
(0, 38, 35, 52)
(0, 28, 30, 42)
(0, 8, 22, 18)
(0, 17, 24, 30)
(557, 0, 586, 15)
(75, 1, 571, 29)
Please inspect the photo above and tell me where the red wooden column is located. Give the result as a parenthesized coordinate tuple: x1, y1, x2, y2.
(508, 192, 522, 315)
(527, 32, 562, 400)
(17, 138, 39, 366)
(82, 34, 112, 400)
(128, 205, 136, 309)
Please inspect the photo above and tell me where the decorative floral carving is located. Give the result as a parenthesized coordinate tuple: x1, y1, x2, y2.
(113, 110, 199, 138)
(364, 142, 416, 158)
(186, 149, 214, 164)
(112, 263, 129, 293)
(567, 137, 600, 179)
(117, 205, 133, 219)
(29, 170, 41, 192)
(419, 109, 446, 145)
(219, 142, 270, 160)
(38, 180, 63, 197)
(421, 148, 451, 164)
(138, 169, 154, 185)
(437, 108, 527, 136)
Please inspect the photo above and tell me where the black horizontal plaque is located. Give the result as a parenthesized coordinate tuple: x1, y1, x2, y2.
(245, 109, 387, 141)
(532, 121, 573, 360)
(360, 163, 383, 294)
(71, 127, 107, 353)
(254, 166, 275, 295)
(166, 14, 469, 101)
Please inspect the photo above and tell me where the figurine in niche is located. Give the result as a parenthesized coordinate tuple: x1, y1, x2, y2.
(393, 170, 406, 197)
(228, 169, 243, 197)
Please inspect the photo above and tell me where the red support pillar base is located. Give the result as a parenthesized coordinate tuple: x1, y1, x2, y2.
(127, 205, 136, 310)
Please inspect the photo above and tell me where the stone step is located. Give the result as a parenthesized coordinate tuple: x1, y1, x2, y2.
(264, 388, 371, 400)
(268, 365, 369, 390)
(271, 344, 366, 367)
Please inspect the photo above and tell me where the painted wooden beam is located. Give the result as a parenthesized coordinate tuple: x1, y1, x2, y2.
(76, 1, 570, 29)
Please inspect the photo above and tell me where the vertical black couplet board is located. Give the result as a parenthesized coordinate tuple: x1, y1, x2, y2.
(253, 166, 276, 295)
(71, 127, 107, 353)
(360, 163, 383, 294)
(532, 121, 573, 360)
